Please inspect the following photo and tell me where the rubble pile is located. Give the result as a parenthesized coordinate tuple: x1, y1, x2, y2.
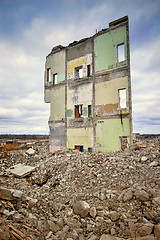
(0, 138, 160, 240)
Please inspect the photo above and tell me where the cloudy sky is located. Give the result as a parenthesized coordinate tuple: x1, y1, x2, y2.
(0, 0, 160, 134)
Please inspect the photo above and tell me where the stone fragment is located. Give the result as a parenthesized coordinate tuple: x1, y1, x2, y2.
(0, 187, 23, 200)
(119, 189, 133, 202)
(99, 193, 106, 200)
(135, 236, 155, 240)
(26, 197, 38, 207)
(111, 228, 116, 235)
(141, 156, 148, 162)
(123, 189, 133, 201)
(95, 216, 104, 222)
(152, 196, 160, 207)
(154, 224, 160, 240)
(3, 209, 15, 216)
(100, 234, 122, 240)
(87, 223, 93, 232)
(109, 211, 120, 221)
(149, 161, 159, 167)
(134, 189, 150, 201)
(26, 148, 35, 155)
(97, 210, 105, 217)
(90, 207, 97, 218)
(73, 200, 90, 217)
(7, 164, 35, 177)
(137, 223, 154, 236)
(46, 231, 53, 239)
(13, 213, 23, 222)
(88, 235, 98, 240)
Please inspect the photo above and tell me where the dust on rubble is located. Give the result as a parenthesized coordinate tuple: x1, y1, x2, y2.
(0, 137, 160, 240)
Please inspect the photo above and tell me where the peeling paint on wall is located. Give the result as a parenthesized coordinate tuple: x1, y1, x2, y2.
(95, 103, 119, 116)
(67, 54, 92, 80)
(67, 127, 93, 150)
(67, 83, 93, 114)
(95, 77, 128, 105)
(44, 16, 132, 153)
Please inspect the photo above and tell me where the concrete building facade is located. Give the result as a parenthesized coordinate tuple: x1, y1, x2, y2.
(44, 16, 132, 152)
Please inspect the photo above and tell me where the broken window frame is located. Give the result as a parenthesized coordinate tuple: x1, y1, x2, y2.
(47, 68, 51, 82)
(88, 105, 92, 118)
(119, 88, 127, 109)
(87, 65, 91, 77)
(53, 73, 58, 85)
(75, 105, 83, 118)
(75, 66, 83, 79)
(117, 43, 125, 63)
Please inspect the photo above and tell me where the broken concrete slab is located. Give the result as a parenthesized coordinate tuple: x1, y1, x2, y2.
(0, 187, 23, 200)
(26, 148, 35, 155)
(7, 164, 36, 178)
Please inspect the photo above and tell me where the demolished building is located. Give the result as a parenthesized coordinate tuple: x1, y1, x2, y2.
(44, 16, 132, 152)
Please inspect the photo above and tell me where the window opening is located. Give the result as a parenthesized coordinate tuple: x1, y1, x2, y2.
(75, 66, 83, 79)
(75, 105, 83, 118)
(120, 136, 128, 150)
(119, 89, 126, 109)
(88, 105, 92, 117)
(47, 68, 51, 82)
(88, 147, 92, 152)
(118, 44, 125, 62)
(75, 146, 83, 152)
(87, 65, 91, 77)
(53, 73, 58, 85)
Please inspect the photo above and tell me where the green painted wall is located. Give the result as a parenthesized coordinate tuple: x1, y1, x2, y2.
(50, 87, 65, 121)
(45, 50, 65, 84)
(96, 118, 130, 152)
(57, 73, 65, 84)
(83, 107, 87, 116)
(94, 26, 127, 72)
(67, 109, 73, 117)
(67, 106, 89, 118)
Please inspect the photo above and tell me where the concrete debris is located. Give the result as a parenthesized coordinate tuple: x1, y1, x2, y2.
(154, 224, 160, 240)
(149, 160, 159, 167)
(141, 156, 148, 162)
(26, 148, 35, 155)
(7, 163, 36, 177)
(73, 201, 90, 218)
(0, 137, 160, 239)
(0, 187, 23, 200)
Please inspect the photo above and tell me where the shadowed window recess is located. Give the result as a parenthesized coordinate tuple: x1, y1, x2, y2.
(75, 66, 83, 79)
(75, 105, 83, 118)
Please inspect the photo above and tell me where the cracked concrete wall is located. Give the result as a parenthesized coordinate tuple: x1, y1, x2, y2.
(67, 53, 92, 80)
(95, 76, 129, 117)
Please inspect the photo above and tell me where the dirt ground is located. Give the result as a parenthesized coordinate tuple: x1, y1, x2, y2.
(0, 137, 160, 240)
